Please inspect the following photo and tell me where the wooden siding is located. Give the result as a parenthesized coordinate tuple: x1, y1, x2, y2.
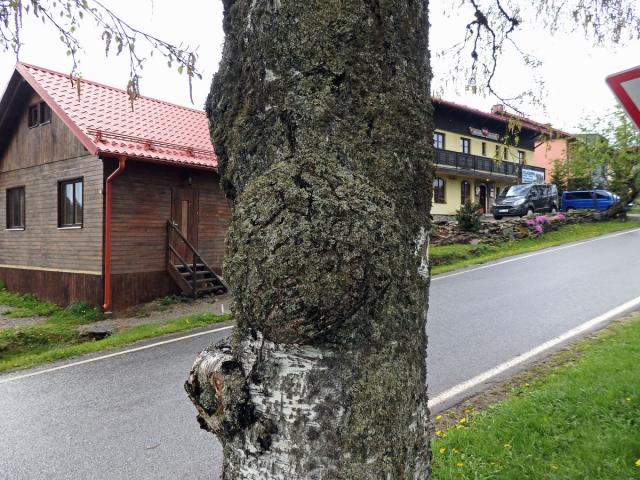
(192, 173, 231, 274)
(0, 266, 102, 307)
(0, 154, 104, 272)
(1, 92, 88, 173)
(109, 160, 230, 306)
(111, 272, 180, 311)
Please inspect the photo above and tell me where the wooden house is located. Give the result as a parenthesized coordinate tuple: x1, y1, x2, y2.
(0, 63, 230, 311)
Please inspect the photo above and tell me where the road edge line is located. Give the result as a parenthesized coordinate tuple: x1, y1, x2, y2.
(0, 325, 235, 385)
(427, 294, 640, 410)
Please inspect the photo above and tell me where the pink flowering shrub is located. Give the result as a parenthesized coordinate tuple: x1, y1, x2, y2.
(525, 212, 567, 235)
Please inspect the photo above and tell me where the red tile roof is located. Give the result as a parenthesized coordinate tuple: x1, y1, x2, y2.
(432, 98, 572, 138)
(16, 62, 217, 170)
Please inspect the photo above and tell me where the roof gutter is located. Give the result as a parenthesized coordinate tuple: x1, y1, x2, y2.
(103, 156, 127, 312)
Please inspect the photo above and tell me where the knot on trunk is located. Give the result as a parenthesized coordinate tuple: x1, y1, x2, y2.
(184, 340, 255, 439)
(225, 157, 402, 344)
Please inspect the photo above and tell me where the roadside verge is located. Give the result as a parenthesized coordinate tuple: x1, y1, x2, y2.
(430, 312, 640, 479)
(431, 220, 640, 275)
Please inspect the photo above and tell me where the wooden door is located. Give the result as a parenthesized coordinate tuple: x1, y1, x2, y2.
(171, 188, 199, 263)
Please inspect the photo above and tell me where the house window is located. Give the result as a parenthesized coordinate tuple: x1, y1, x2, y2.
(40, 102, 51, 124)
(433, 177, 446, 203)
(481, 142, 486, 156)
(28, 105, 39, 128)
(518, 150, 525, 163)
(460, 138, 470, 154)
(461, 181, 471, 204)
(433, 132, 445, 149)
(28, 101, 51, 128)
(6, 187, 25, 230)
(58, 178, 83, 227)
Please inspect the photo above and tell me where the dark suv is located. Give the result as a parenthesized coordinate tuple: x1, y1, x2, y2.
(492, 184, 559, 220)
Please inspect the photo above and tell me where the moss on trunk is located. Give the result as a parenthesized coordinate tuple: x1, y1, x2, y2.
(187, 1, 434, 478)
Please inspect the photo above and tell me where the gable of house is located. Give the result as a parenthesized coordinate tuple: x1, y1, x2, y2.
(0, 63, 229, 310)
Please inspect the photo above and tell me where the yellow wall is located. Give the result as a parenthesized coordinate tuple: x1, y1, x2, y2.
(431, 176, 518, 215)
(431, 175, 478, 215)
(432, 126, 532, 215)
(435, 129, 531, 165)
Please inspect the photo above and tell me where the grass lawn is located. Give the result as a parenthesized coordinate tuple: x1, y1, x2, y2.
(0, 289, 230, 373)
(431, 315, 640, 479)
(431, 220, 640, 275)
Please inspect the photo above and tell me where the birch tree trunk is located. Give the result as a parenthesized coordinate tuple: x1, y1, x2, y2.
(185, 1, 434, 478)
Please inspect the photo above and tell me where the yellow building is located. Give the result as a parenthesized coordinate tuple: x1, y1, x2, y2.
(432, 100, 546, 216)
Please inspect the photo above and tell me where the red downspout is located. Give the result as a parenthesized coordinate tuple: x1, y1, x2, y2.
(103, 156, 127, 312)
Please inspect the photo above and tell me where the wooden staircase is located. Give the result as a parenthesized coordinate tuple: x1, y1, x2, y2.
(166, 220, 228, 298)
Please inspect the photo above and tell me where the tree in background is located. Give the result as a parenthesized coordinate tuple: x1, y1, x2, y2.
(566, 108, 640, 216)
(549, 159, 568, 195)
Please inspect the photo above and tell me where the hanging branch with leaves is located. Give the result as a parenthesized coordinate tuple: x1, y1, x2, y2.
(437, 0, 640, 116)
(0, 0, 201, 104)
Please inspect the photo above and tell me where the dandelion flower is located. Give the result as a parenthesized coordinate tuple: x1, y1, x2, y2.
(456, 462, 464, 468)
(435, 430, 442, 437)
(435, 415, 442, 421)
(459, 417, 467, 424)
(635, 458, 640, 468)
(503, 443, 512, 450)
(439, 448, 446, 455)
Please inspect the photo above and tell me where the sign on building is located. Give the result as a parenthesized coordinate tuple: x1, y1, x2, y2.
(469, 127, 500, 141)
(521, 167, 544, 184)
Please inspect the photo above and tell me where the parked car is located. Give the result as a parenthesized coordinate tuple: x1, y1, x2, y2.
(561, 189, 625, 212)
(492, 184, 559, 220)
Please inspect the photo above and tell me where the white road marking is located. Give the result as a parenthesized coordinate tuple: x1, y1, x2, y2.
(0, 325, 235, 385)
(432, 227, 640, 282)
(427, 294, 640, 410)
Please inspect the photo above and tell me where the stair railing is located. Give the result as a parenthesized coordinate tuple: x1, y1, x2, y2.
(166, 220, 228, 296)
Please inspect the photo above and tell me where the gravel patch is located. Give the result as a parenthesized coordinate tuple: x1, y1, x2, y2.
(78, 293, 233, 334)
(0, 305, 47, 330)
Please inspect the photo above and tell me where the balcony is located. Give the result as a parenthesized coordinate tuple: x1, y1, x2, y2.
(434, 148, 545, 180)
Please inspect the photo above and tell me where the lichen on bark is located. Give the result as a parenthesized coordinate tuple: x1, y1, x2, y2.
(187, 0, 434, 478)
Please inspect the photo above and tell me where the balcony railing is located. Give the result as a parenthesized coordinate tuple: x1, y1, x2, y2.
(434, 148, 544, 179)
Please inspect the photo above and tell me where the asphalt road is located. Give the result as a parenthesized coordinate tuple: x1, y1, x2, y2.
(1, 227, 639, 479)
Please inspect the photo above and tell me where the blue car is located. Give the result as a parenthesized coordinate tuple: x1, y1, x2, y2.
(561, 190, 622, 212)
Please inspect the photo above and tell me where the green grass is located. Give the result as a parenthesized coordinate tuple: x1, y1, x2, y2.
(0, 312, 231, 373)
(0, 288, 231, 373)
(431, 316, 640, 479)
(431, 220, 640, 275)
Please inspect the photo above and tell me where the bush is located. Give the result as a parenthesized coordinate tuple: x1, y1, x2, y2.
(525, 213, 568, 235)
(455, 201, 483, 232)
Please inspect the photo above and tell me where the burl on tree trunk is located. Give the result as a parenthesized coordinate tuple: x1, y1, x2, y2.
(185, 1, 434, 478)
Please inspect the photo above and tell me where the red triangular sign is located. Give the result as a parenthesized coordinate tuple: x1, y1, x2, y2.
(606, 65, 640, 130)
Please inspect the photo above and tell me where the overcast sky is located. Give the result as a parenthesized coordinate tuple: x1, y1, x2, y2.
(1, 1, 638, 132)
